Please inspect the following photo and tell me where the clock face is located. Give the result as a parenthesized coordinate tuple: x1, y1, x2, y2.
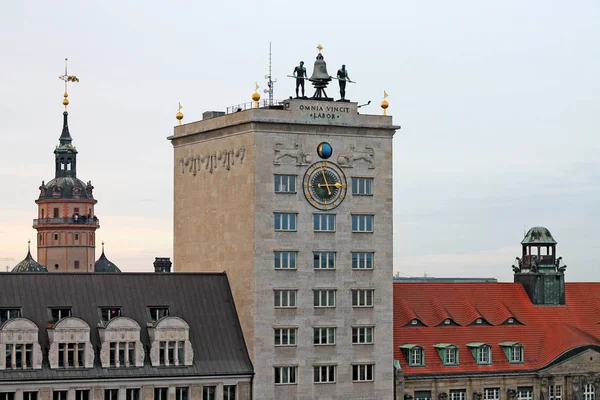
(303, 161, 347, 210)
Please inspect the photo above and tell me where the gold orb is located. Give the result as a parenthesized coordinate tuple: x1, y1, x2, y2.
(64, 92, 68, 98)
(63, 98, 70, 106)
(176, 111, 184, 121)
(381, 99, 389, 109)
(252, 92, 260, 101)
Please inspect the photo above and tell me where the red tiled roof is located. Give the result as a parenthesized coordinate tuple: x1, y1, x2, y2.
(394, 282, 600, 375)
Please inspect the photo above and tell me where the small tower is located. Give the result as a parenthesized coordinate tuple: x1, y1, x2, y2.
(513, 227, 566, 305)
(33, 60, 99, 272)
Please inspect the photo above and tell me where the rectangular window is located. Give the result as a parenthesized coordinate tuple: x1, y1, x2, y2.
(511, 346, 523, 362)
(0, 308, 21, 323)
(58, 343, 64, 367)
(77, 342, 85, 367)
(314, 365, 336, 383)
(352, 364, 374, 382)
(54, 233, 59, 241)
(23, 393, 37, 400)
(274, 290, 297, 308)
(15, 344, 22, 368)
(274, 213, 297, 231)
(154, 389, 168, 400)
(67, 343, 75, 367)
(484, 388, 500, 400)
(50, 307, 72, 322)
(202, 386, 216, 400)
(54, 208, 59, 218)
(445, 348, 458, 365)
(75, 233, 79, 241)
(352, 177, 373, 195)
(74, 261, 79, 269)
(100, 307, 122, 322)
(5, 344, 11, 368)
(274, 175, 296, 193)
(352, 214, 374, 232)
(352, 289, 374, 307)
(104, 390, 118, 400)
(478, 346, 491, 364)
(517, 388, 533, 400)
(128, 342, 136, 366)
(118, 342, 126, 366)
(25, 343, 33, 368)
(450, 390, 466, 400)
(126, 389, 140, 400)
(75, 391, 90, 400)
(177, 341, 184, 365)
(313, 214, 335, 232)
(583, 385, 594, 400)
(109, 342, 117, 367)
(313, 289, 336, 307)
(313, 251, 336, 269)
(149, 307, 169, 321)
(550, 385, 562, 400)
(274, 251, 297, 270)
(274, 366, 297, 385)
(0, 395, 15, 400)
(167, 341, 175, 364)
(352, 252, 374, 269)
(274, 328, 297, 346)
(223, 385, 236, 400)
(313, 327, 336, 345)
(352, 326, 374, 344)
(415, 392, 432, 400)
(53, 392, 68, 400)
(175, 387, 188, 400)
(410, 348, 424, 365)
(74, 208, 80, 214)
(159, 341, 165, 365)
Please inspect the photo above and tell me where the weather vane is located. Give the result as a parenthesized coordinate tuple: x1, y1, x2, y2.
(58, 58, 80, 111)
(176, 103, 184, 126)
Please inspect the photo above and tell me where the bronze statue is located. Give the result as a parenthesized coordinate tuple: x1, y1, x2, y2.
(336, 65, 351, 100)
(293, 61, 307, 98)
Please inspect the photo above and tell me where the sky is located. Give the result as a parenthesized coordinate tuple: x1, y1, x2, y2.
(1, 1, 598, 281)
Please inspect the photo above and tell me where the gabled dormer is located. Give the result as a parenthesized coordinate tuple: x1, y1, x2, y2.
(434, 343, 459, 366)
(467, 342, 492, 365)
(400, 344, 425, 367)
(499, 342, 524, 363)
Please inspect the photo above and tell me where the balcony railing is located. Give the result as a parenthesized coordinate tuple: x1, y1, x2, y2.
(33, 217, 100, 227)
(225, 99, 285, 114)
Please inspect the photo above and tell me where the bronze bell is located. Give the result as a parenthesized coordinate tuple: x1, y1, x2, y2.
(309, 53, 332, 82)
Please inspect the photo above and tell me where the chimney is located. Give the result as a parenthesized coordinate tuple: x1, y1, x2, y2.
(154, 257, 172, 273)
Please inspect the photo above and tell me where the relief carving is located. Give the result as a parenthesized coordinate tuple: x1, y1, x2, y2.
(473, 392, 482, 400)
(150, 341, 159, 367)
(48, 342, 58, 368)
(438, 393, 448, 400)
(184, 340, 194, 366)
(179, 146, 246, 176)
(100, 342, 109, 367)
(52, 185, 62, 198)
(337, 145, 375, 169)
(34, 342, 42, 369)
(72, 186, 82, 198)
(85, 342, 95, 368)
(273, 142, 311, 165)
(507, 389, 517, 400)
(137, 343, 145, 367)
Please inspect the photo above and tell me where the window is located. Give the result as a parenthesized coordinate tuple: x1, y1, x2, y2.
(274, 290, 297, 308)
(154, 388, 168, 400)
(0, 308, 21, 323)
(74, 261, 80, 269)
(313, 252, 336, 269)
(352, 252, 374, 269)
(274, 213, 297, 231)
(74, 208, 79, 214)
(53, 392, 67, 400)
(550, 385, 562, 400)
(0, 395, 15, 400)
(352, 214, 374, 232)
(274, 251, 297, 269)
(100, 307, 122, 322)
(149, 307, 169, 321)
(274, 366, 297, 385)
(352, 326, 374, 344)
(23, 393, 37, 400)
(511, 345, 523, 363)
(104, 390, 118, 400)
(410, 348, 424, 366)
(445, 347, 458, 365)
(75, 391, 90, 400)
(584, 384, 595, 400)
(274, 328, 297, 346)
(274, 175, 296, 193)
(202, 386, 215, 400)
(478, 346, 491, 364)
(450, 390, 466, 400)
(314, 289, 336, 307)
(313, 214, 335, 231)
(352, 289, 374, 307)
(484, 389, 500, 400)
(223, 385, 236, 400)
(156, 341, 183, 366)
(517, 387, 533, 400)
(50, 307, 72, 322)
(57, 343, 85, 367)
(54, 233, 59, 241)
(75, 233, 79, 241)
(352, 177, 373, 195)
(313, 327, 336, 345)
(54, 208, 59, 218)
(175, 387, 188, 400)
(415, 392, 432, 400)
(352, 364, 374, 382)
(314, 365, 336, 383)
(126, 389, 140, 400)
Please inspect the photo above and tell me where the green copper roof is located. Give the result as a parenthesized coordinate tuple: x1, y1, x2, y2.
(466, 342, 487, 348)
(433, 343, 458, 349)
(400, 344, 422, 349)
(393, 360, 401, 370)
(521, 227, 557, 244)
(499, 342, 521, 347)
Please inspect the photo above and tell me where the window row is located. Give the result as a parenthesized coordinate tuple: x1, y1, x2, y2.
(274, 363, 374, 385)
(0, 306, 171, 325)
(274, 213, 374, 232)
(274, 251, 374, 270)
(401, 342, 525, 367)
(274, 326, 374, 346)
(275, 175, 373, 196)
(413, 385, 575, 400)
(274, 289, 375, 308)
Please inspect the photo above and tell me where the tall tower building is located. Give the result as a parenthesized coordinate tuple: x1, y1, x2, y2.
(169, 49, 399, 399)
(33, 61, 99, 272)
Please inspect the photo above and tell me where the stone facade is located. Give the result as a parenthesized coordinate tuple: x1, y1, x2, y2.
(170, 99, 399, 399)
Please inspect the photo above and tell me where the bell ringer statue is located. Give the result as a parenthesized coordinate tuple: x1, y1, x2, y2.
(293, 61, 307, 98)
(337, 64, 352, 101)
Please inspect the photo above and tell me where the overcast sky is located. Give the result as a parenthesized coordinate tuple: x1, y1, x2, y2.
(1, 1, 598, 281)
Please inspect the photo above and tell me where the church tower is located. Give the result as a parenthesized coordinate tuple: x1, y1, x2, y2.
(33, 60, 99, 272)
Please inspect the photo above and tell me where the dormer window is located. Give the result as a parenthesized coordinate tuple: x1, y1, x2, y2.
(400, 344, 424, 366)
(411, 319, 418, 325)
(48, 317, 94, 369)
(50, 308, 72, 323)
(444, 319, 450, 325)
(434, 343, 459, 366)
(499, 342, 524, 363)
(100, 307, 122, 322)
(467, 343, 492, 365)
(148, 317, 193, 367)
(99, 317, 144, 368)
(476, 318, 482, 324)
(508, 318, 514, 324)
(149, 307, 169, 321)
(0, 308, 21, 323)
(0, 318, 42, 370)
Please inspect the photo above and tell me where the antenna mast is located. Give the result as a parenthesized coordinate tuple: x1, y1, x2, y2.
(264, 42, 276, 106)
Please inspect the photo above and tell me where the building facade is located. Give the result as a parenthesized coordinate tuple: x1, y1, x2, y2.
(0, 269, 253, 400)
(169, 91, 398, 397)
(393, 227, 600, 400)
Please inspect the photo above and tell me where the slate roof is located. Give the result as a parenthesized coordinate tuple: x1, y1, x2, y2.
(0, 272, 253, 381)
(11, 250, 47, 273)
(94, 250, 121, 273)
(394, 282, 600, 376)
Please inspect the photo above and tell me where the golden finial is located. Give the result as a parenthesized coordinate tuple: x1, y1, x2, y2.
(102, 241, 105, 252)
(317, 44, 323, 52)
(176, 102, 184, 126)
(252, 82, 261, 108)
(381, 90, 389, 116)
(58, 58, 80, 111)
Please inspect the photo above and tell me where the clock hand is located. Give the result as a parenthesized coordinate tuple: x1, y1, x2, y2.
(320, 166, 332, 195)
(318, 182, 344, 188)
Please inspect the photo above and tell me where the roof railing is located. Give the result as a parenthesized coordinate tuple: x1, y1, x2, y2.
(225, 99, 286, 114)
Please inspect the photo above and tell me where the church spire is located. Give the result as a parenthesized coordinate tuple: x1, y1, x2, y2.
(58, 58, 79, 145)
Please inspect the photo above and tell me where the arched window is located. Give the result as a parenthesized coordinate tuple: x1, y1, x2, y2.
(0, 318, 43, 370)
(584, 384, 595, 400)
(48, 317, 94, 369)
(99, 317, 144, 368)
(148, 316, 193, 367)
